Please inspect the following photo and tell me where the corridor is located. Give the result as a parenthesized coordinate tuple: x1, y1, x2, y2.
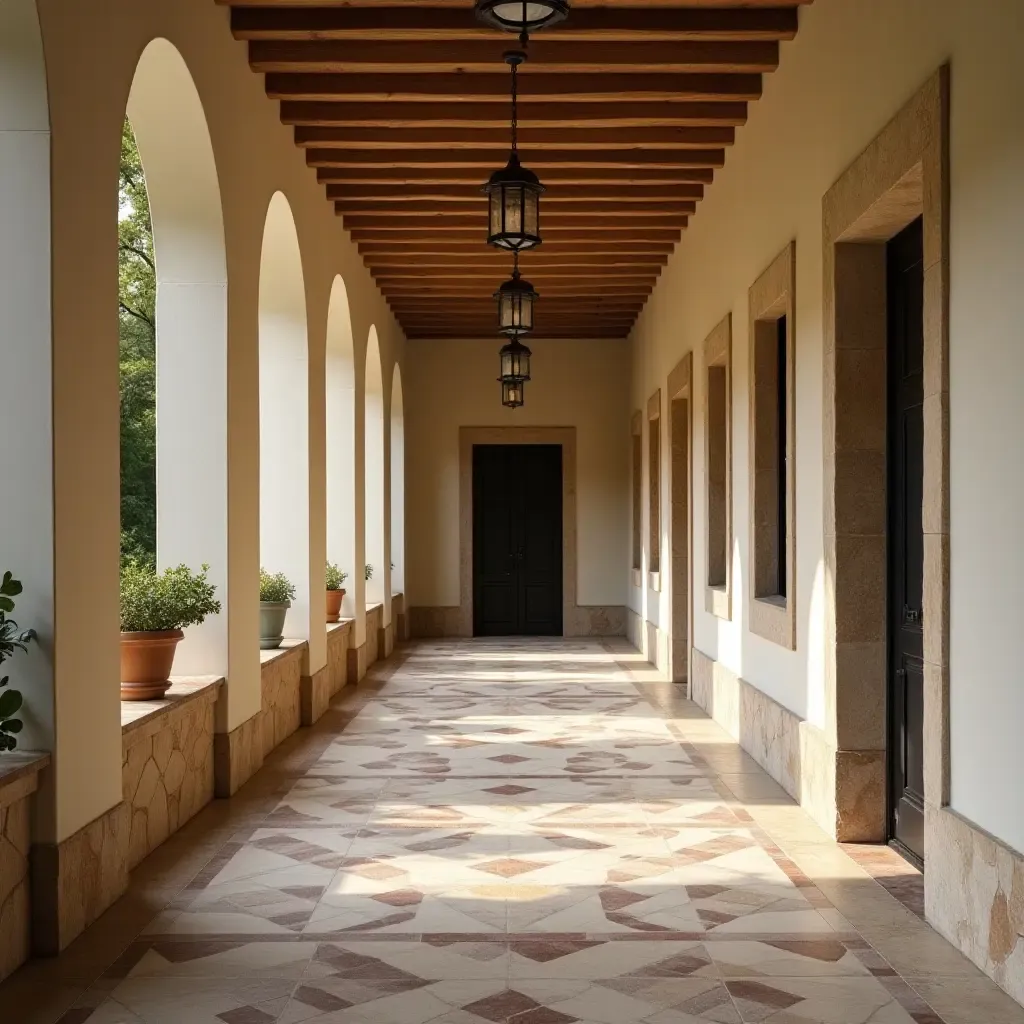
(10, 640, 1020, 1024)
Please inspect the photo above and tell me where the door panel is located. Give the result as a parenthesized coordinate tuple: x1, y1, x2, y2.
(473, 445, 563, 636)
(887, 216, 926, 865)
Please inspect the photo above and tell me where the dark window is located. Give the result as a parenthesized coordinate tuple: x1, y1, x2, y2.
(776, 315, 788, 599)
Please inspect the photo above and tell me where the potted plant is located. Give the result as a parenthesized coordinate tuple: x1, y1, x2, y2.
(260, 568, 295, 650)
(365, 564, 374, 582)
(120, 562, 221, 701)
(0, 572, 35, 752)
(325, 562, 348, 623)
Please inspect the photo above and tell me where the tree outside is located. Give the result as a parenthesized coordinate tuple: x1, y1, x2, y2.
(119, 119, 156, 566)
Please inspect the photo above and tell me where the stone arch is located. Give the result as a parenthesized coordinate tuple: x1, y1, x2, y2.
(126, 37, 229, 673)
(364, 326, 386, 604)
(259, 191, 310, 640)
(390, 364, 406, 596)
(326, 275, 356, 615)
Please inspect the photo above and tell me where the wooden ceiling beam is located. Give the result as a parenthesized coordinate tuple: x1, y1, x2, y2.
(366, 255, 669, 268)
(281, 100, 748, 128)
(309, 148, 725, 168)
(332, 184, 704, 202)
(265, 72, 763, 102)
(358, 241, 675, 254)
(344, 216, 688, 231)
(232, 7, 798, 42)
(373, 267, 662, 280)
(337, 200, 695, 216)
(249, 39, 779, 74)
(349, 227, 682, 241)
(317, 165, 715, 184)
(406, 333, 630, 339)
(224, 0, 810, 7)
(296, 125, 735, 149)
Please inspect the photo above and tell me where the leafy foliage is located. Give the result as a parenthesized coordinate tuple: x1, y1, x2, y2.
(260, 569, 296, 605)
(0, 573, 36, 753)
(325, 562, 348, 591)
(120, 562, 221, 633)
(365, 564, 374, 581)
(119, 119, 157, 566)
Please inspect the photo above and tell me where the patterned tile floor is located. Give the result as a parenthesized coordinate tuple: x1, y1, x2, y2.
(5, 639, 1024, 1024)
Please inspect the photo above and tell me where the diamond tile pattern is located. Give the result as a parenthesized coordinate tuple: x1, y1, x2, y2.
(59, 639, 975, 1023)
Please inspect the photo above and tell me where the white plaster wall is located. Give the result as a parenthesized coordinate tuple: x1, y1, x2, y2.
(630, 0, 1024, 851)
(405, 337, 630, 610)
(0, 0, 54, 770)
(19, 0, 404, 840)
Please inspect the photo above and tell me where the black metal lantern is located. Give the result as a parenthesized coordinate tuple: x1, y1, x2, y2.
(499, 337, 532, 384)
(475, 0, 571, 44)
(483, 52, 544, 252)
(500, 377, 526, 409)
(495, 259, 538, 337)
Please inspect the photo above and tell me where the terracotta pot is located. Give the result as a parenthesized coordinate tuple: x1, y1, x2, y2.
(260, 601, 290, 650)
(326, 588, 346, 623)
(120, 629, 183, 701)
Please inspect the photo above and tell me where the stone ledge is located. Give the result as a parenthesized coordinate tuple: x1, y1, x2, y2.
(120, 678, 223, 745)
(327, 618, 354, 639)
(259, 638, 306, 668)
(0, 751, 50, 809)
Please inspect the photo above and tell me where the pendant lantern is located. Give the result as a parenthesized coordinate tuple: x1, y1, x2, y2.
(483, 52, 544, 252)
(495, 257, 538, 337)
(500, 378, 527, 409)
(499, 337, 533, 384)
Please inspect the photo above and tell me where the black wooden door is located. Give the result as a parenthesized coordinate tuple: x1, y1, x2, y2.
(473, 445, 563, 636)
(887, 217, 926, 865)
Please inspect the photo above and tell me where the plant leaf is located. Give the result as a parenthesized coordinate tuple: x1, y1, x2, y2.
(0, 597, 14, 613)
(1, 720, 23, 733)
(0, 690, 22, 719)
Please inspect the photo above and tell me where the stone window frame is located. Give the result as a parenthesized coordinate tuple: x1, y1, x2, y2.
(748, 243, 797, 650)
(630, 410, 643, 587)
(703, 315, 733, 620)
(647, 389, 662, 590)
(668, 353, 693, 685)
(822, 67, 950, 842)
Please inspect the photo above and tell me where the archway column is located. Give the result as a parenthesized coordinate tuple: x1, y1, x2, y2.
(347, 359, 369, 682)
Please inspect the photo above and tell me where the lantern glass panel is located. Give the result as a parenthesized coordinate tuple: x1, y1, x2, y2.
(489, 193, 503, 238)
(504, 187, 522, 236)
(524, 190, 539, 239)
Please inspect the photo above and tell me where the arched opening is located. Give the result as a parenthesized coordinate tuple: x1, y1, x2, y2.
(326, 276, 356, 616)
(390, 365, 406, 596)
(123, 39, 228, 674)
(259, 192, 310, 640)
(364, 327, 386, 604)
(0, 0, 53, 750)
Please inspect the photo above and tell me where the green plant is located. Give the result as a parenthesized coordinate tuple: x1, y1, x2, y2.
(325, 562, 348, 591)
(0, 573, 36, 752)
(120, 562, 221, 633)
(364, 564, 374, 581)
(260, 568, 296, 604)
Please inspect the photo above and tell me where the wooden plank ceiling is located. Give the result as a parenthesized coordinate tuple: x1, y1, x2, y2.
(223, 0, 812, 339)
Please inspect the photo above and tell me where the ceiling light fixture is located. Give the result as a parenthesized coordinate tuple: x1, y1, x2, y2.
(495, 254, 538, 337)
(475, 0, 571, 46)
(483, 51, 544, 253)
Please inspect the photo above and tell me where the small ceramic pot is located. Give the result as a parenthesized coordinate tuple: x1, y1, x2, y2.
(120, 629, 184, 701)
(260, 601, 290, 650)
(326, 588, 346, 623)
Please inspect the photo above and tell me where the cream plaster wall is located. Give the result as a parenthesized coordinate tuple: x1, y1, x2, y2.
(3, 0, 403, 842)
(630, 0, 1024, 853)
(406, 338, 630, 610)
